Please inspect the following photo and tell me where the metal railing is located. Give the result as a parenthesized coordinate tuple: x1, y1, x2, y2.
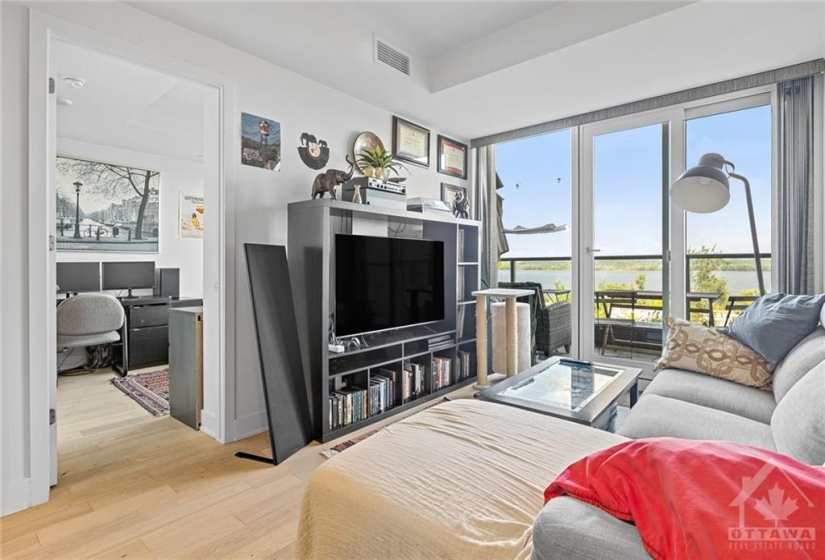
(499, 252, 772, 297)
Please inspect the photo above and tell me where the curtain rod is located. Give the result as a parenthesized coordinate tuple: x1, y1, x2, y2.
(471, 59, 825, 148)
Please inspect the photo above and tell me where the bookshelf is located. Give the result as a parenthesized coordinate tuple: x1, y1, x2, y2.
(288, 199, 481, 442)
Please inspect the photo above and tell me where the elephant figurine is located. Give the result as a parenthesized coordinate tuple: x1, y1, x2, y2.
(311, 156, 354, 199)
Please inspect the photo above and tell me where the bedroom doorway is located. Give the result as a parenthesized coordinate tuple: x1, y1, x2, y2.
(28, 10, 232, 507)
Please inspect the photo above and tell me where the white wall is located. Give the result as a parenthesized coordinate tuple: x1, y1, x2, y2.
(1, 1, 471, 515)
(55, 139, 205, 298)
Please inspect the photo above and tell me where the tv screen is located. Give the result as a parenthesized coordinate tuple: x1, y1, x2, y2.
(102, 261, 155, 291)
(335, 234, 445, 337)
(57, 262, 100, 294)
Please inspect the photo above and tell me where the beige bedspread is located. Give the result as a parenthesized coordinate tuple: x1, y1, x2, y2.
(297, 399, 626, 559)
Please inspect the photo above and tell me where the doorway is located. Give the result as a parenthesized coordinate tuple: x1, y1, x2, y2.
(29, 11, 231, 507)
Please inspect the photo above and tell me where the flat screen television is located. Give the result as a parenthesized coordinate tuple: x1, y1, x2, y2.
(102, 261, 155, 296)
(335, 234, 445, 337)
(57, 262, 100, 294)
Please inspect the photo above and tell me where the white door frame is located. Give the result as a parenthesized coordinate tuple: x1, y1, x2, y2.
(578, 107, 682, 374)
(27, 9, 236, 508)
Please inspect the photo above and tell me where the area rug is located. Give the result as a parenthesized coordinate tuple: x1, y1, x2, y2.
(112, 370, 170, 416)
(321, 397, 451, 459)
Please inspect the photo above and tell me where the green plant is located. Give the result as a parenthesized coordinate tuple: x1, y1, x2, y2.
(356, 147, 408, 178)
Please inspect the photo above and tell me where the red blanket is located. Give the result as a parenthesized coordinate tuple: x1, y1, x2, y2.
(545, 438, 825, 560)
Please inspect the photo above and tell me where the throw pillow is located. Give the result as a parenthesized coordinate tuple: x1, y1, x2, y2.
(720, 293, 825, 365)
(655, 316, 773, 389)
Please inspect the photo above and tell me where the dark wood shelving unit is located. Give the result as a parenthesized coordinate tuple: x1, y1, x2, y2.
(288, 199, 481, 442)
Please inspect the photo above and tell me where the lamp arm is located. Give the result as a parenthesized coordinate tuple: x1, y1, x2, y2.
(728, 172, 766, 296)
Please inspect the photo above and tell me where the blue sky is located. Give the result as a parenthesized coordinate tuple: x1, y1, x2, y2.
(496, 104, 772, 259)
(241, 112, 281, 145)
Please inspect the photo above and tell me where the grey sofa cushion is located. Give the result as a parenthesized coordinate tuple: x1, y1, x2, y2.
(771, 361, 825, 465)
(532, 497, 650, 560)
(772, 327, 825, 403)
(617, 395, 776, 451)
(644, 369, 776, 424)
(720, 293, 825, 365)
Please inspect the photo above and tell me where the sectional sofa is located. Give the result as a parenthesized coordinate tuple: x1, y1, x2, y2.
(298, 320, 825, 560)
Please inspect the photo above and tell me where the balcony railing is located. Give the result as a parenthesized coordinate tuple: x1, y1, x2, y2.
(499, 252, 771, 325)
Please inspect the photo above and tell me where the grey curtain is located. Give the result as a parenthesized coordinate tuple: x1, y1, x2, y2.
(776, 76, 816, 295)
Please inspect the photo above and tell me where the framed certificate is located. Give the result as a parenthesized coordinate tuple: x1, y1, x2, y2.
(392, 116, 430, 168)
(437, 135, 468, 179)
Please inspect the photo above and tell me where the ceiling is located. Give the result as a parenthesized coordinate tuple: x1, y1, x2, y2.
(127, 1, 695, 138)
(123, 2, 824, 141)
(54, 41, 208, 162)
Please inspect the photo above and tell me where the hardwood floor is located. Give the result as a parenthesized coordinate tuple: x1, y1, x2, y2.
(2, 369, 470, 558)
(1, 370, 322, 559)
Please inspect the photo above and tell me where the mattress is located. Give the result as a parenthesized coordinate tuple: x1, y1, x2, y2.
(297, 399, 626, 559)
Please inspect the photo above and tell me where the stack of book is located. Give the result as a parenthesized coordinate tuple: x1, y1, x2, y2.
(401, 363, 426, 404)
(370, 370, 398, 416)
(456, 350, 472, 381)
(329, 387, 368, 430)
(432, 356, 453, 391)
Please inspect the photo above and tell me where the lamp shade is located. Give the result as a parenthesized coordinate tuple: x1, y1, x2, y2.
(671, 153, 730, 213)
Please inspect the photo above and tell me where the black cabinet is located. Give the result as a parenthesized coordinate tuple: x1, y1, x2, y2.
(114, 296, 170, 375)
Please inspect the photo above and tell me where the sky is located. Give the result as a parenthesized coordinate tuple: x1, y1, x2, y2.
(496, 104, 772, 260)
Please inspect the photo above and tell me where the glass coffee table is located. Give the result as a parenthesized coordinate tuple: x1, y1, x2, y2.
(479, 357, 642, 432)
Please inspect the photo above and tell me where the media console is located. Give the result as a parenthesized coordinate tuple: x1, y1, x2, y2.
(288, 199, 481, 442)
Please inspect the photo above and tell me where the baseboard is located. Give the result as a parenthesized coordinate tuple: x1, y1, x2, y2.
(233, 410, 267, 441)
(199, 410, 221, 442)
(1, 477, 32, 517)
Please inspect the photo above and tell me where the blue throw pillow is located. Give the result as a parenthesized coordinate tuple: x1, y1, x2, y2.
(720, 293, 825, 365)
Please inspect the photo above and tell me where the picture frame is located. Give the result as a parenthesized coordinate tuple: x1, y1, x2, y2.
(179, 193, 204, 240)
(392, 116, 430, 168)
(437, 135, 468, 179)
(55, 154, 160, 253)
(441, 183, 470, 219)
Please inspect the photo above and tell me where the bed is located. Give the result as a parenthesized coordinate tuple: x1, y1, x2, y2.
(297, 399, 625, 559)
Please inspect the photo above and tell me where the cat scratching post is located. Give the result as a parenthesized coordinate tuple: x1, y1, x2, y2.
(472, 288, 533, 389)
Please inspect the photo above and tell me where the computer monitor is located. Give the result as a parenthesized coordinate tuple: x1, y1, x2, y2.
(56, 262, 101, 295)
(102, 261, 156, 297)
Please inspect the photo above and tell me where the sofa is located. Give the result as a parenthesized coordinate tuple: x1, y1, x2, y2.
(298, 321, 825, 560)
(533, 324, 825, 559)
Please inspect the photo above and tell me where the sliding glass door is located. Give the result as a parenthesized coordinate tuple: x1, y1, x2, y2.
(580, 115, 673, 366)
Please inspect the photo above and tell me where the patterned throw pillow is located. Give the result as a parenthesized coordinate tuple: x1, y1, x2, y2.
(654, 316, 774, 390)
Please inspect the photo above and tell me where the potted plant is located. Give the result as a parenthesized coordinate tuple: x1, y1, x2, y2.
(356, 146, 408, 180)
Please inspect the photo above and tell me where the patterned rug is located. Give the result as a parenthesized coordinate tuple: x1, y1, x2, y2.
(321, 396, 451, 459)
(112, 370, 170, 416)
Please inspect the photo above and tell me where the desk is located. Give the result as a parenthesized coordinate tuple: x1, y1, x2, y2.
(473, 288, 534, 388)
(113, 296, 203, 376)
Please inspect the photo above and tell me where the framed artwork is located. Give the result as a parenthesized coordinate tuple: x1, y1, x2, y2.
(55, 155, 160, 253)
(441, 183, 470, 219)
(180, 193, 204, 240)
(437, 135, 468, 179)
(241, 112, 281, 171)
(392, 116, 430, 168)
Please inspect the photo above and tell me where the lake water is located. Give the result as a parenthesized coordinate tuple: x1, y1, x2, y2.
(497, 269, 770, 295)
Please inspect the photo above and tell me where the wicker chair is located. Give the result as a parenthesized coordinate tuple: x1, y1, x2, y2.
(499, 282, 572, 356)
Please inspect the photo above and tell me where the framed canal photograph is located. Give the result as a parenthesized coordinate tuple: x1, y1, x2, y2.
(56, 155, 160, 253)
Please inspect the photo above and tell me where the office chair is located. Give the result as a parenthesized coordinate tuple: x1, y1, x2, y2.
(56, 293, 125, 374)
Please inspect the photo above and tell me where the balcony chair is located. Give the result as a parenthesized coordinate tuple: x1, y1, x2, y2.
(56, 293, 125, 374)
(499, 281, 572, 356)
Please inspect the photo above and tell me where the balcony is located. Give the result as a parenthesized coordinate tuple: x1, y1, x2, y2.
(498, 252, 771, 362)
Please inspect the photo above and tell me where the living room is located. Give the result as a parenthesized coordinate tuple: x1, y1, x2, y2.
(2, 1, 824, 559)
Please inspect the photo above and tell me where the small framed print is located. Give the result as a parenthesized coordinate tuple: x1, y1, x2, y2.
(441, 183, 470, 219)
(392, 116, 430, 168)
(437, 135, 468, 179)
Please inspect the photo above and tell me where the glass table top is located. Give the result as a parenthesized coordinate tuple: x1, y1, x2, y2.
(496, 359, 623, 412)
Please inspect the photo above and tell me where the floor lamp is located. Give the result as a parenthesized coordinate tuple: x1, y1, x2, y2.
(671, 152, 766, 296)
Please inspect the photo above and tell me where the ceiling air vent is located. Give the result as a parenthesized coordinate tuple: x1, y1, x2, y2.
(374, 36, 411, 77)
